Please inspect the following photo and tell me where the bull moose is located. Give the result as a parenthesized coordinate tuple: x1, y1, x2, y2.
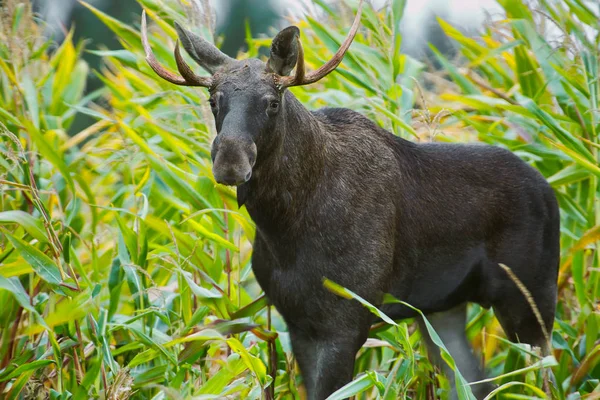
(141, 1, 560, 398)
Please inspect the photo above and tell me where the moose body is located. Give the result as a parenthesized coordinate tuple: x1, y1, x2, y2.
(245, 98, 559, 398)
(142, 2, 560, 398)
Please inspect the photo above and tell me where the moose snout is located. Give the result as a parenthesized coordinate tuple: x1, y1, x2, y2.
(211, 136, 256, 186)
(213, 163, 252, 186)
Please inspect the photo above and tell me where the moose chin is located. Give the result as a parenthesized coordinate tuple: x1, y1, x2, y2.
(141, 1, 560, 398)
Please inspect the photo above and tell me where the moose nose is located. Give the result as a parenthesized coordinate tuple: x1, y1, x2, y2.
(214, 167, 252, 186)
(211, 136, 256, 186)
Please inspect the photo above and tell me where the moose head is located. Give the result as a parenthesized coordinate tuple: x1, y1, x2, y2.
(141, 1, 363, 186)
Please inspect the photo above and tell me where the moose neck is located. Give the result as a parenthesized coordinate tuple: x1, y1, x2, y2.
(239, 90, 326, 231)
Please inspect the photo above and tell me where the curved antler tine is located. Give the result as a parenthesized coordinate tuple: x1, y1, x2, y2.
(142, 11, 187, 85)
(293, 38, 306, 84)
(141, 10, 211, 87)
(279, 0, 363, 88)
(174, 40, 213, 87)
(304, 0, 363, 84)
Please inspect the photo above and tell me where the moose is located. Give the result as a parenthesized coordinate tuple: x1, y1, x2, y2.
(141, 1, 560, 398)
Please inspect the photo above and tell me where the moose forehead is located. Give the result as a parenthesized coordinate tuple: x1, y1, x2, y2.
(211, 59, 278, 93)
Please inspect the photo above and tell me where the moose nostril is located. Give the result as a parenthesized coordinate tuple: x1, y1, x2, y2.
(245, 171, 252, 182)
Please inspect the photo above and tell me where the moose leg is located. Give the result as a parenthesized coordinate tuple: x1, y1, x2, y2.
(492, 287, 555, 355)
(289, 327, 368, 400)
(419, 303, 494, 400)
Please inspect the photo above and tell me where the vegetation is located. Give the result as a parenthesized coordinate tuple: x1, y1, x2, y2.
(0, 0, 598, 398)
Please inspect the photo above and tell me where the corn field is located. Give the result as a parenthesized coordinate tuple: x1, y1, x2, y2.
(0, 0, 598, 398)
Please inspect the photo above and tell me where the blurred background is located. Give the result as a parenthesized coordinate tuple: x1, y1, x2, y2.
(31, 0, 504, 59)
(27, 0, 504, 133)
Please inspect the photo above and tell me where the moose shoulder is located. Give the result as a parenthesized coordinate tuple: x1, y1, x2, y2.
(141, 2, 560, 399)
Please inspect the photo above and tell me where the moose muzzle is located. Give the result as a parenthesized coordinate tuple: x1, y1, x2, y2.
(211, 135, 257, 186)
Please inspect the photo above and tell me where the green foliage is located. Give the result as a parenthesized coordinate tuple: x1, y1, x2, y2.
(0, 0, 598, 399)
(429, 0, 600, 397)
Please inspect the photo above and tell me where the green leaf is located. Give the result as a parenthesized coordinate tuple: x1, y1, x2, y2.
(391, 0, 407, 79)
(181, 269, 222, 299)
(323, 278, 397, 325)
(516, 93, 595, 162)
(326, 372, 376, 400)
(547, 165, 590, 187)
(107, 257, 124, 320)
(116, 215, 138, 264)
(11, 3, 25, 33)
(148, 155, 215, 212)
(226, 338, 268, 387)
(197, 354, 247, 395)
(80, 1, 141, 49)
(500, 344, 527, 387)
(0, 275, 36, 313)
(27, 127, 75, 194)
(21, 73, 39, 130)
(88, 49, 138, 67)
(0, 210, 48, 244)
(128, 348, 159, 368)
(5, 370, 35, 400)
(2, 229, 62, 285)
(0, 359, 55, 382)
(185, 218, 239, 252)
(429, 44, 479, 95)
(231, 295, 268, 319)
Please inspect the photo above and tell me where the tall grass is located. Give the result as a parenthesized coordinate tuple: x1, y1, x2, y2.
(0, 0, 598, 399)
(429, 0, 600, 397)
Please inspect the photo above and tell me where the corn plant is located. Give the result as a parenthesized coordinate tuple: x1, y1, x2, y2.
(0, 0, 598, 399)
(428, 0, 600, 397)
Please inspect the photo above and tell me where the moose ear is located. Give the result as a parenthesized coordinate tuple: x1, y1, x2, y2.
(174, 21, 233, 74)
(267, 26, 300, 76)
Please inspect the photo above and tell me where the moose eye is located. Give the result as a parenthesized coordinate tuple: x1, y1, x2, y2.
(268, 100, 280, 112)
(209, 98, 217, 110)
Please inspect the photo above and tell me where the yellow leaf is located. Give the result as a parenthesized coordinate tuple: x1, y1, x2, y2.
(0, 261, 34, 278)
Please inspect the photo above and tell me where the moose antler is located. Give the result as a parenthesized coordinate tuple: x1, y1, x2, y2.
(141, 10, 213, 87)
(275, 0, 364, 89)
